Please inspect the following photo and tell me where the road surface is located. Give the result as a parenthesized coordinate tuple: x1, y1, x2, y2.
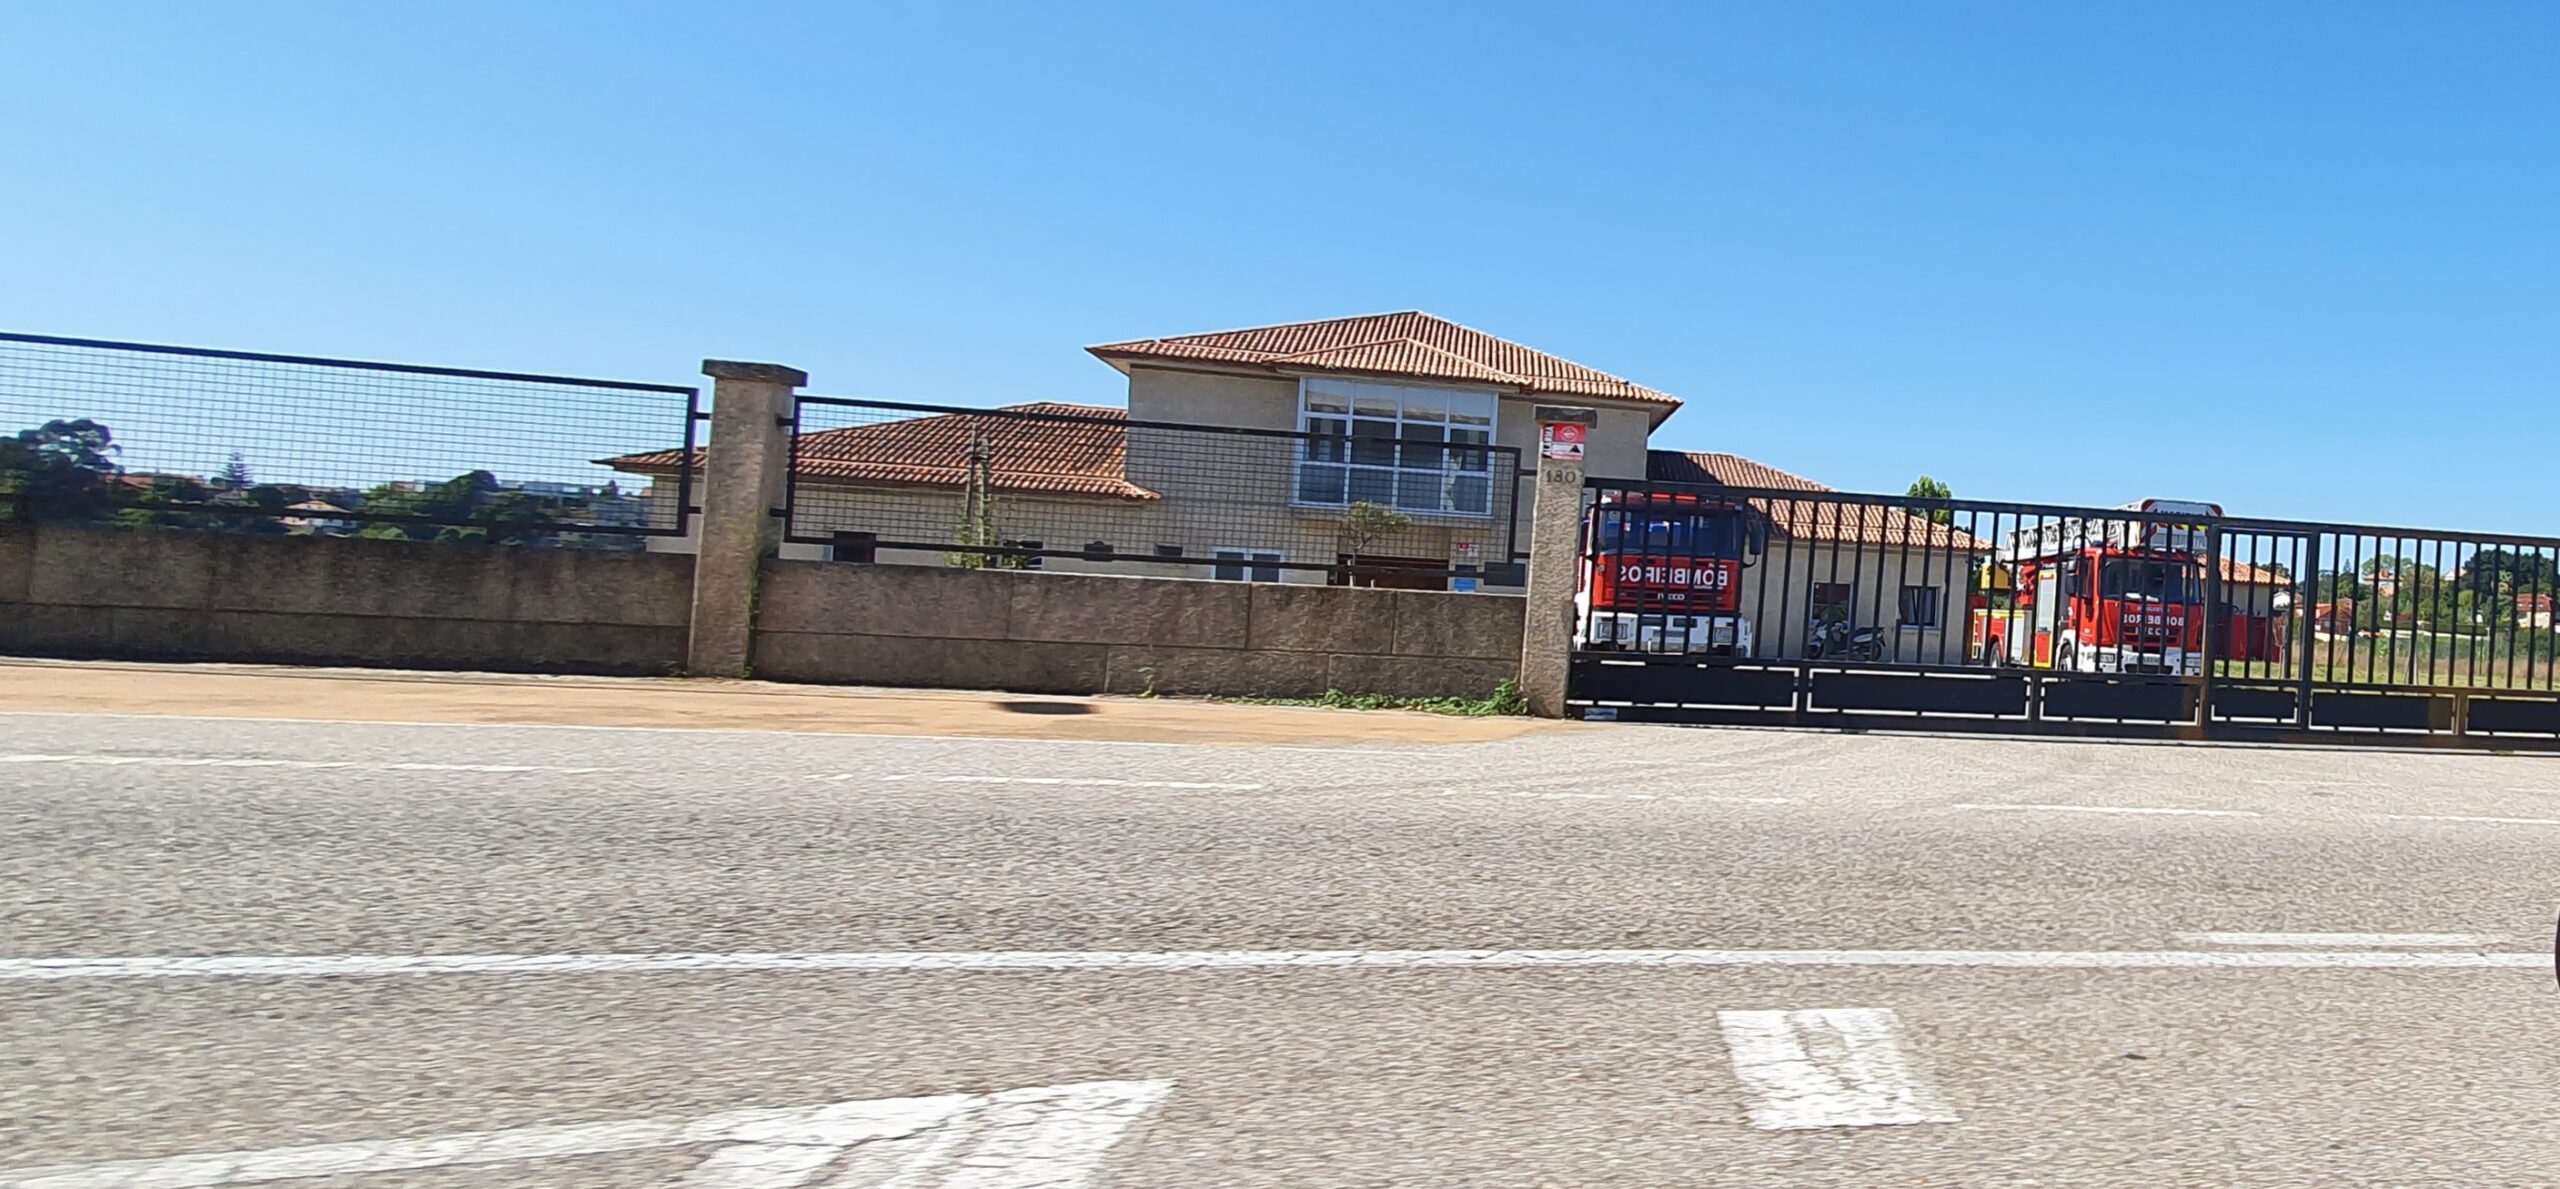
(2, 707, 2554, 1185)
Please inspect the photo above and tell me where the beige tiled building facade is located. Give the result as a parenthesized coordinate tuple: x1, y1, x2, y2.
(610, 311, 1980, 657)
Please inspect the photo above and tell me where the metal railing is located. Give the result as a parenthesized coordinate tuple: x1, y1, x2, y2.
(778, 397, 1525, 587)
(0, 331, 698, 546)
(1570, 479, 2560, 746)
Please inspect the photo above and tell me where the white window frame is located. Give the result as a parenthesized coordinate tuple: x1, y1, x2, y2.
(1211, 547, 1284, 583)
(1898, 584, 1943, 629)
(1293, 377, 1499, 518)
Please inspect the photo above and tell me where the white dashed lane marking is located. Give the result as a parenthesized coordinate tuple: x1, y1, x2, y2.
(1952, 802, 2259, 818)
(0, 754, 611, 774)
(0, 1080, 1174, 1188)
(814, 774, 1266, 791)
(2386, 813, 2560, 826)
(1715, 1008, 1957, 1131)
(2175, 932, 2507, 948)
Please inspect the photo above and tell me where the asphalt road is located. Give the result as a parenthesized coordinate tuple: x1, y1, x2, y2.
(2, 709, 2555, 1186)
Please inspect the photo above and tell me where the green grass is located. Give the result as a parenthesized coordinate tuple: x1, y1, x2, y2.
(1218, 678, 1530, 717)
(2215, 635, 2560, 691)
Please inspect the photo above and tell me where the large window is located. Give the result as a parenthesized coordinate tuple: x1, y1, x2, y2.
(1296, 379, 1496, 516)
(1595, 512, 1732, 556)
(2099, 557, 2199, 603)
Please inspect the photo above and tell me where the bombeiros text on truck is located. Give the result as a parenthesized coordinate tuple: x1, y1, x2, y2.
(1972, 498, 2283, 676)
(1575, 489, 1770, 655)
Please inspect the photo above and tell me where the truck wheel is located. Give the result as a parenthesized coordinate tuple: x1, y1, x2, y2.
(2057, 643, 2077, 671)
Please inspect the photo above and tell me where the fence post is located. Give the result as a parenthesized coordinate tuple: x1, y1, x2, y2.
(2197, 522, 2222, 730)
(1518, 406, 1594, 718)
(686, 359, 805, 678)
(2294, 533, 2320, 729)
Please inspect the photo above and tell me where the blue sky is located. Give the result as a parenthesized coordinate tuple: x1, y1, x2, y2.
(3, 2, 2555, 530)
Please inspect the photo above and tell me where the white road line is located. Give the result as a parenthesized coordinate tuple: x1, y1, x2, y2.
(2175, 932, 2507, 948)
(1716, 1008, 1957, 1131)
(0, 1079, 1174, 1188)
(0, 753, 610, 774)
(1439, 788, 1800, 806)
(1952, 802, 2259, 817)
(1, 947, 2542, 982)
(820, 775, 1265, 791)
(2386, 813, 2560, 826)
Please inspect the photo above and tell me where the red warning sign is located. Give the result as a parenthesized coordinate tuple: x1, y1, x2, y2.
(1539, 421, 1587, 462)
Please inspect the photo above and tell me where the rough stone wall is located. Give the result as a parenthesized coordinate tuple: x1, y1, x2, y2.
(750, 561, 1523, 699)
(0, 526, 693, 675)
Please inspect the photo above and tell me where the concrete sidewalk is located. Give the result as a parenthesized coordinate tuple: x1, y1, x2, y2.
(0, 660, 1556, 747)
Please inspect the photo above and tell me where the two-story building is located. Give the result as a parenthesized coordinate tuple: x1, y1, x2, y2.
(607, 311, 1982, 657)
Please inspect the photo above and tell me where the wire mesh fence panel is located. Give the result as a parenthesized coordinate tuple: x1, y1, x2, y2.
(0, 332, 697, 547)
(772, 397, 1524, 587)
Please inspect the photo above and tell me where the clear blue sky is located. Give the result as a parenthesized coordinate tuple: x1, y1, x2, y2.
(4, 2, 2555, 531)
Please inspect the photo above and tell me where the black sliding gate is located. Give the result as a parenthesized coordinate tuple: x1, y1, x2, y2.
(1567, 480, 2560, 750)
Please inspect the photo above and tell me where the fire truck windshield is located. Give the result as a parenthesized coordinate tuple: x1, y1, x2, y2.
(1596, 511, 1736, 557)
(2099, 557, 2198, 603)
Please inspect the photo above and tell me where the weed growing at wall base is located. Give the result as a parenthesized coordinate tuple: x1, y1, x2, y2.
(1219, 678, 1527, 717)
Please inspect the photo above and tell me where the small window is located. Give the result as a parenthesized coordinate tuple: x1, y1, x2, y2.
(1898, 586, 1942, 628)
(1212, 548, 1283, 583)
(1810, 582, 1856, 625)
(1002, 539, 1043, 571)
(829, 531, 877, 565)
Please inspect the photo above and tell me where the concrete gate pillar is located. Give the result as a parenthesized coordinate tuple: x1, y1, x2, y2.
(686, 359, 805, 677)
(1518, 406, 1593, 718)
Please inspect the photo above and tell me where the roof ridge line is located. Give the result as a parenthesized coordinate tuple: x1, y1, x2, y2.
(1086, 309, 1431, 351)
(1271, 335, 1526, 384)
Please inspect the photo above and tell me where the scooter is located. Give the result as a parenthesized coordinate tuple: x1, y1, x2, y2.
(1806, 616, 1887, 662)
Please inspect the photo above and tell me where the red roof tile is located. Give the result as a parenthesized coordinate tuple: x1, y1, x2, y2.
(1089, 311, 1682, 417)
(1646, 450, 1989, 551)
(602, 402, 1158, 500)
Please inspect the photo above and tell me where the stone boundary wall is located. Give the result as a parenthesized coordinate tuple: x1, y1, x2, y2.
(751, 561, 1523, 698)
(0, 525, 693, 676)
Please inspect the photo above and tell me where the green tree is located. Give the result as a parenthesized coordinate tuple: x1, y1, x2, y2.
(0, 418, 124, 520)
(214, 451, 253, 491)
(944, 433, 1021, 569)
(2461, 548, 2560, 625)
(1904, 475, 1953, 525)
(1336, 500, 1415, 584)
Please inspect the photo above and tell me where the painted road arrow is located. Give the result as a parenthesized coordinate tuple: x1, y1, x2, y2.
(0, 1079, 1173, 1188)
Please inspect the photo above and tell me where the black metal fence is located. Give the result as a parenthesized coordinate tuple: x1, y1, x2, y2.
(1570, 479, 2560, 748)
(775, 397, 1525, 588)
(0, 331, 698, 546)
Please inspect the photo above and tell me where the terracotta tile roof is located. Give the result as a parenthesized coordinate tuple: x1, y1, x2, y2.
(1089, 311, 1683, 418)
(1645, 450, 1989, 551)
(601, 402, 1159, 500)
(2221, 558, 2290, 587)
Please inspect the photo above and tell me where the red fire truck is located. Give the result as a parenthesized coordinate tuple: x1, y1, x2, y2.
(1975, 498, 2280, 675)
(1576, 490, 1769, 655)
